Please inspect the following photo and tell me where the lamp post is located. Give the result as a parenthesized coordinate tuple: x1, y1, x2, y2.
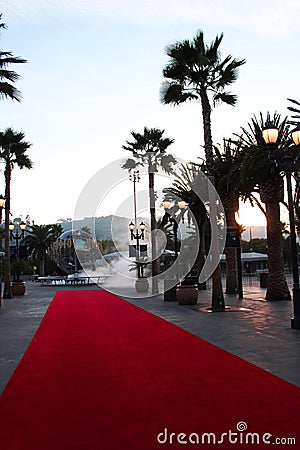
(9, 221, 26, 262)
(262, 121, 300, 329)
(162, 200, 188, 258)
(161, 201, 187, 301)
(129, 169, 140, 229)
(129, 169, 142, 278)
(128, 221, 146, 277)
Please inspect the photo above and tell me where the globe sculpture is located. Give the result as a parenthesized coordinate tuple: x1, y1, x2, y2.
(49, 229, 98, 274)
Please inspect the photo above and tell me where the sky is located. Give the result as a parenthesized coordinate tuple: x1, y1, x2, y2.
(0, 0, 299, 227)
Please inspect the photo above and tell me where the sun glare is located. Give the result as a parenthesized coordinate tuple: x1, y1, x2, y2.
(236, 202, 266, 227)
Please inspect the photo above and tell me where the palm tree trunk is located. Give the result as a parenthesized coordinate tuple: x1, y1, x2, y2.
(39, 257, 45, 277)
(191, 201, 207, 287)
(225, 248, 238, 294)
(148, 160, 159, 294)
(4, 164, 12, 299)
(265, 201, 291, 300)
(200, 87, 225, 310)
(224, 202, 239, 294)
(200, 88, 214, 171)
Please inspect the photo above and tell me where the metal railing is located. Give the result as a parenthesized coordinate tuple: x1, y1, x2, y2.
(205, 271, 294, 288)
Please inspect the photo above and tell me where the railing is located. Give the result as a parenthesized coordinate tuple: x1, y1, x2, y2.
(205, 271, 294, 288)
(37, 275, 112, 286)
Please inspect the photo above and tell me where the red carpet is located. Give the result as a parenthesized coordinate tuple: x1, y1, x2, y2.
(0, 291, 299, 449)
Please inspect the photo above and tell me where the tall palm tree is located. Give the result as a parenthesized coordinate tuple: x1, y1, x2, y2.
(23, 224, 62, 276)
(213, 138, 271, 294)
(0, 128, 32, 298)
(0, 14, 27, 101)
(161, 29, 246, 310)
(212, 139, 242, 294)
(235, 112, 291, 301)
(122, 127, 176, 293)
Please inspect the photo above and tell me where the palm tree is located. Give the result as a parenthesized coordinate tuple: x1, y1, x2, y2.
(50, 223, 64, 241)
(212, 139, 242, 294)
(161, 29, 246, 310)
(235, 112, 291, 301)
(122, 127, 176, 293)
(156, 216, 176, 254)
(23, 224, 62, 276)
(0, 14, 27, 101)
(163, 162, 208, 282)
(0, 128, 32, 298)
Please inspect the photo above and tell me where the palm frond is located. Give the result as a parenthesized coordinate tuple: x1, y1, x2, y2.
(0, 128, 32, 168)
(121, 158, 138, 170)
(0, 69, 19, 82)
(0, 82, 22, 101)
(287, 107, 300, 114)
(287, 98, 300, 107)
(13, 154, 33, 169)
(232, 111, 290, 202)
(213, 92, 237, 107)
(158, 153, 177, 173)
(0, 52, 27, 67)
(0, 24, 26, 102)
(192, 30, 205, 55)
(205, 32, 223, 64)
(160, 81, 198, 105)
(0, 14, 7, 31)
(121, 127, 175, 172)
(161, 29, 245, 111)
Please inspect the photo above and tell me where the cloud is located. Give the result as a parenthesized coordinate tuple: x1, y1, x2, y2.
(2, 0, 300, 37)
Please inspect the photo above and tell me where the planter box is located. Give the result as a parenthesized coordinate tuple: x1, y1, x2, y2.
(135, 278, 149, 293)
(12, 281, 26, 296)
(176, 284, 198, 305)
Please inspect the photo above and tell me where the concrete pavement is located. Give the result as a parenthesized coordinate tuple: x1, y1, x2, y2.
(0, 281, 299, 395)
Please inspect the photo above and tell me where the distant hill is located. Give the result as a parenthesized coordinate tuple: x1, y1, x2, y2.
(58, 215, 195, 242)
(58, 216, 266, 242)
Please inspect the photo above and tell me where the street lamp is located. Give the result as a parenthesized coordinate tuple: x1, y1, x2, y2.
(291, 123, 300, 146)
(262, 121, 300, 329)
(129, 169, 144, 279)
(162, 200, 188, 258)
(161, 201, 191, 301)
(129, 221, 145, 241)
(9, 221, 26, 261)
(128, 220, 145, 278)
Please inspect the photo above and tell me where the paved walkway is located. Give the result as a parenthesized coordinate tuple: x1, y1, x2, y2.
(0, 281, 300, 395)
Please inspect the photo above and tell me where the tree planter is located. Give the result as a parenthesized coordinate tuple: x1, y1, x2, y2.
(135, 278, 149, 293)
(12, 281, 26, 296)
(176, 284, 198, 305)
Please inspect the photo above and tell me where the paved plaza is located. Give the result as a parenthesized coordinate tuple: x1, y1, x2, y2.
(0, 281, 300, 395)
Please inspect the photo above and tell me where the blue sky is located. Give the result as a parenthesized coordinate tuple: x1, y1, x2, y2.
(0, 0, 299, 226)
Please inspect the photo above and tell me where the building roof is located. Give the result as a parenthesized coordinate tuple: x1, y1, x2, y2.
(221, 252, 268, 262)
